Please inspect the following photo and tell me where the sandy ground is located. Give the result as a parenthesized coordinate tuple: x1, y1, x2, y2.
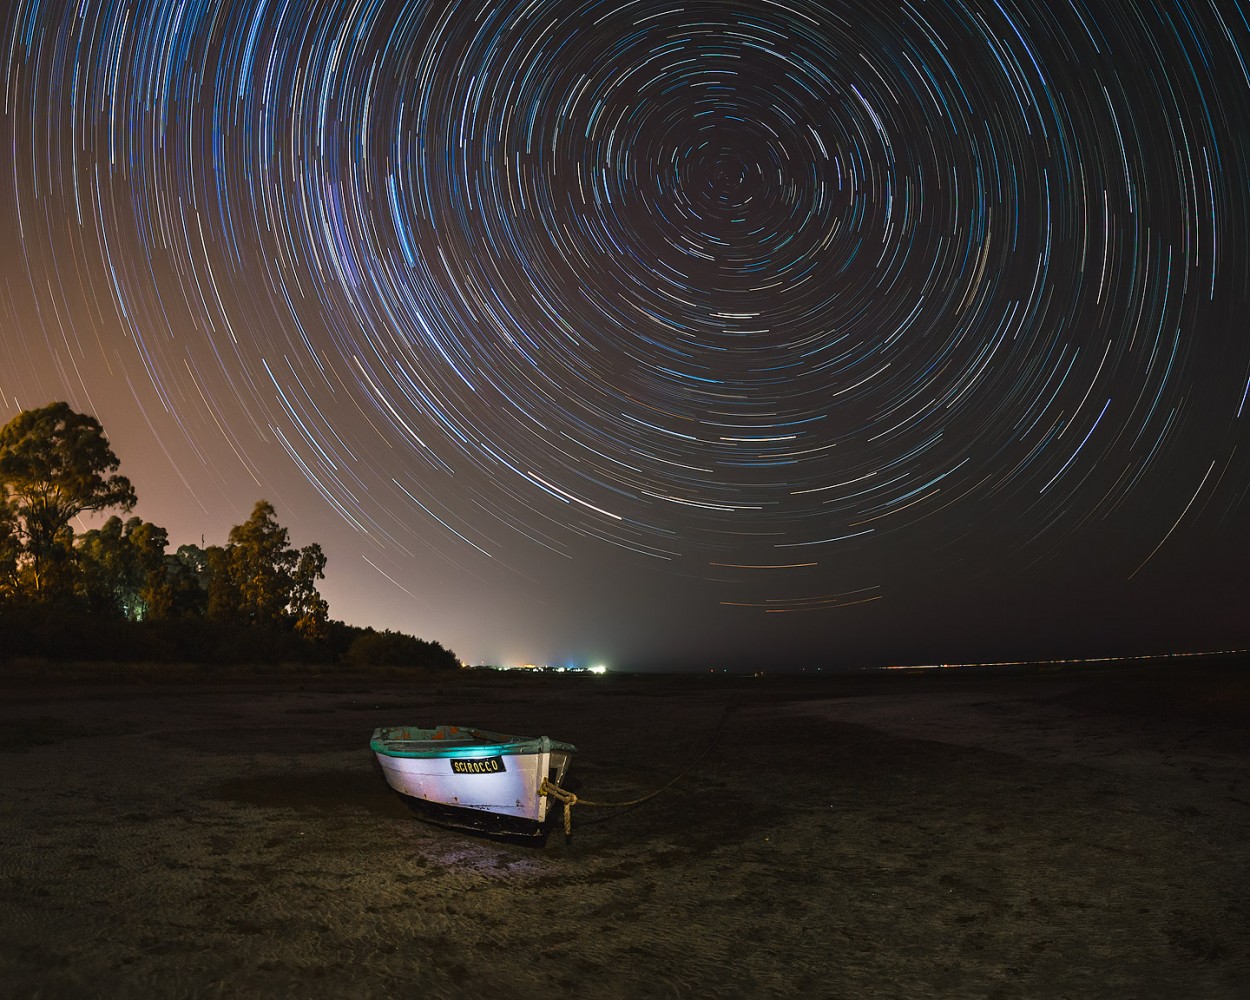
(0, 662, 1247, 998)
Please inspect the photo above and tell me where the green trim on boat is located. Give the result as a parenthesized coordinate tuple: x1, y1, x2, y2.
(371, 725, 576, 759)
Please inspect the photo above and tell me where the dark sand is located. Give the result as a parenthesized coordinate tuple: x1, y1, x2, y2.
(1, 660, 1247, 998)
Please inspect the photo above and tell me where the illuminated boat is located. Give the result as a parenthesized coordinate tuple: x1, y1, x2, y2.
(370, 725, 576, 838)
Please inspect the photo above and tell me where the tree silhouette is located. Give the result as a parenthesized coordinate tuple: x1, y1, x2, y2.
(0, 497, 19, 599)
(0, 402, 136, 598)
(225, 501, 296, 627)
(0, 405, 457, 669)
(77, 516, 171, 620)
(291, 542, 329, 640)
(211, 500, 328, 636)
(158, 544, 210, 618)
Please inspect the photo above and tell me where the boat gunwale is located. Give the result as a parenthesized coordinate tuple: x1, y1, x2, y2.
(370, 725, 576, 759)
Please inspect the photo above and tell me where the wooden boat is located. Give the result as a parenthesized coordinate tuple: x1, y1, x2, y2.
(371, 725, 576, 838)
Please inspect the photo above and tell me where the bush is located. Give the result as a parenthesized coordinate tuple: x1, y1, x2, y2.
(0, 601, 143, 661)
(0, 602, 335, 666)
(344, 630, 460, 671)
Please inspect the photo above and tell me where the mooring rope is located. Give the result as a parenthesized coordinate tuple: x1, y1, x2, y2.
(540, 703, 737, 839)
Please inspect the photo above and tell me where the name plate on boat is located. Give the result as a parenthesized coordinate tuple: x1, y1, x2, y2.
(450, 756, 505, 774)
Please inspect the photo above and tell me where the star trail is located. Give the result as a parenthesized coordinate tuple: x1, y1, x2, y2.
(1, 0, 1247, 669)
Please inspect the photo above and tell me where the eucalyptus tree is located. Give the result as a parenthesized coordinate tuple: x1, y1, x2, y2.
(0, 402, 136, 598)
(213, 500, 329, 637)
(291, 542, 329, 640)
(76, 515, 171, 620)
(0, 498, 19, 599)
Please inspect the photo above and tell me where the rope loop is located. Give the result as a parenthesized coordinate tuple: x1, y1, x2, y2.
(540, 777, 579, 838)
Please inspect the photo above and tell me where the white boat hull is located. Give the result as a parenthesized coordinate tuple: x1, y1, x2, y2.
(371, 726, 575, 837)
(375, 746, 572, 824)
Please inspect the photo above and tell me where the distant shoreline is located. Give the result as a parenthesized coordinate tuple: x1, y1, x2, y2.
(3, 645, 1245, 677)
(3, 648, 1246, 723)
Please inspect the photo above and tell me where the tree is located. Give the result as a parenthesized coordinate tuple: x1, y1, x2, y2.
(76, 516, 171, 620)
(76, 516, 134, 616)
(157, 545, 210, 618)
(174, 543, 211, 591)
(0, 403, 136, 598)
(204, 544, 236, 622)
(128, 519, 173, 618)
(0, 498, 19, 599)
(211, 500, 329, 636)
(225, 501, 297, 627)
(290, 542, 329, 640)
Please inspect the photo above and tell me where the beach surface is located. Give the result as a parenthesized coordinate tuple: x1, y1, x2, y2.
(1, 660, 1247, 998)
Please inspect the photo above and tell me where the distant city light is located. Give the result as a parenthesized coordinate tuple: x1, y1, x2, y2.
(470, 661, 610, 674)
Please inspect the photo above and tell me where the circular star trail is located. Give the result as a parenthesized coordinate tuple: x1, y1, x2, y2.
(2, 0, 1248, 654)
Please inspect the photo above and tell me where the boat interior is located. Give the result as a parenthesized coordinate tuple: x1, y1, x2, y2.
(382, 725, 513, 746)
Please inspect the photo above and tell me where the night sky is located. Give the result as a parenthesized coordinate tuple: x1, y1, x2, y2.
(1, 0, 1247, 671)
